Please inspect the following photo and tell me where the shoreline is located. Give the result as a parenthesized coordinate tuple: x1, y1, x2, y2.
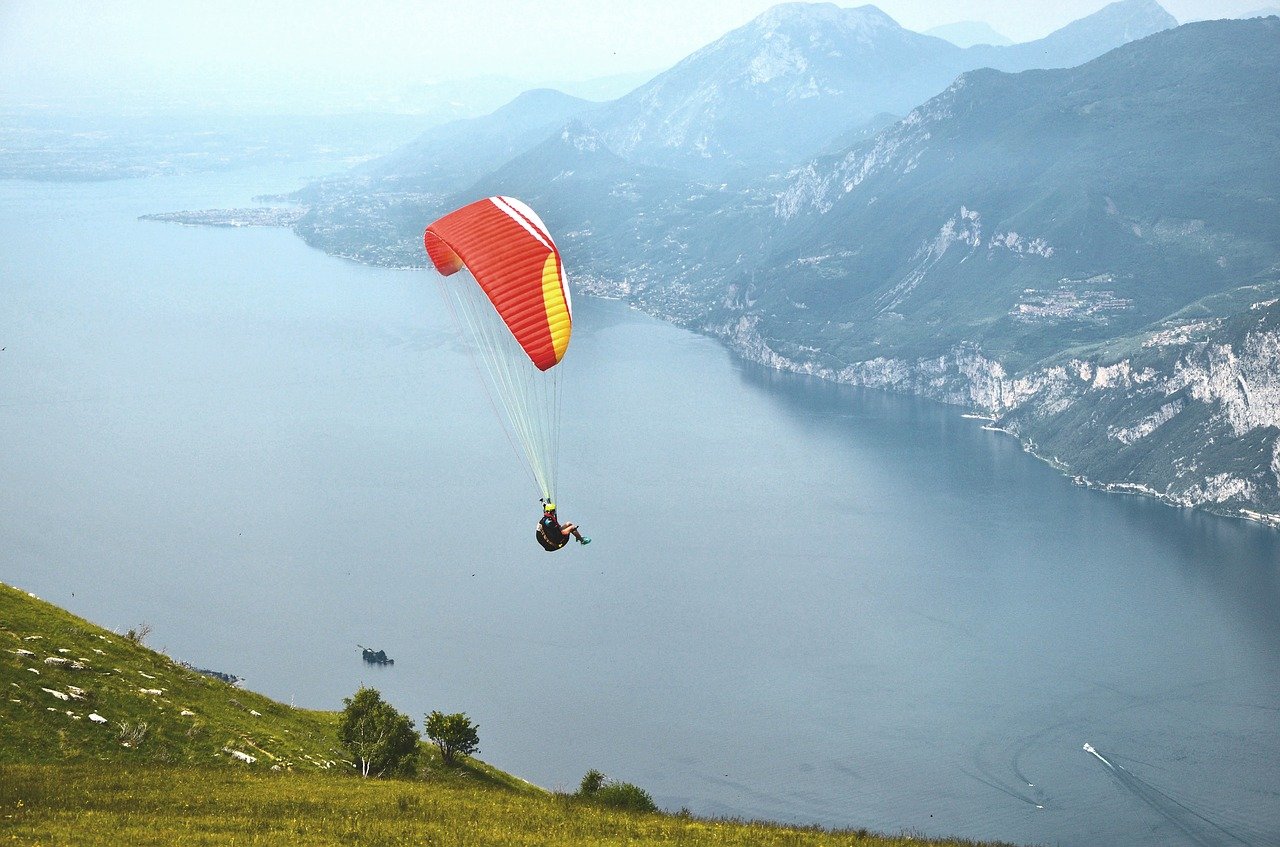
(705, 317, 1280, 531)
(155, 211, 1280, 532)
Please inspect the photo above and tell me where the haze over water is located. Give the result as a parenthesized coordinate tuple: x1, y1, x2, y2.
(2, 169, 1277, 847)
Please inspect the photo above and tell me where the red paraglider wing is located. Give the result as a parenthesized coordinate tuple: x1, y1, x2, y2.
(424, 196, 571, 371)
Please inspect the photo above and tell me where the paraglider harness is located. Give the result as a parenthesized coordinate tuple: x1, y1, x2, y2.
(536, 499, 570, 551)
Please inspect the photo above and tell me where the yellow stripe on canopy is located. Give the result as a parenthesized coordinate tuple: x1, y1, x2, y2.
(541, 252, 572, 364)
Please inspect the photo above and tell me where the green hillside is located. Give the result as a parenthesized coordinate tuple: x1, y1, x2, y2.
(0, 582, 1018, 845)
(0, 580, 344, 769)
(0, 580, 530, 793)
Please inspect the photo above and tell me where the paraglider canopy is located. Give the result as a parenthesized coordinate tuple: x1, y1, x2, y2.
(423, 196, 572, 503)
(424, 196, 572, 371)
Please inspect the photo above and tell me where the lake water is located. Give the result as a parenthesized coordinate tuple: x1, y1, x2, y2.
(2, 169, 1277, 847)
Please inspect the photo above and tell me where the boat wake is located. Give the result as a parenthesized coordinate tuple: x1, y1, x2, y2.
(1082, 743, 1268, 847)
(959, 766, 1044, 808)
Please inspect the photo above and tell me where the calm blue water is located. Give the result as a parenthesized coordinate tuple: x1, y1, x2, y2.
(2, 170, 1277, 847)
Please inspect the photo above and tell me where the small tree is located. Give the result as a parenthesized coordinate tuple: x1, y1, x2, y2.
(579, 768, 606, 797)
(338, 687, 419, 778)
(424, 710, 479, 765)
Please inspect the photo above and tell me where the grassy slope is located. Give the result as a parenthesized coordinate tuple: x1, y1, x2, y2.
(0, 583, 1018, 846)
(0, 580, 344, 769)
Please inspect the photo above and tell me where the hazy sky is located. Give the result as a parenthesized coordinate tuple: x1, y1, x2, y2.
(1, 0, 1267, 109)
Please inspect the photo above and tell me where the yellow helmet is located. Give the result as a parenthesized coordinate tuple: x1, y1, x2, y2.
(543, 501, 556, 512)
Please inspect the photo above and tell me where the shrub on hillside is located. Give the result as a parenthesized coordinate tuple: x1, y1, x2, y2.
(595, 782, 658, 812)
(123, 623, 152, 645)
(576, 769, 658, 813)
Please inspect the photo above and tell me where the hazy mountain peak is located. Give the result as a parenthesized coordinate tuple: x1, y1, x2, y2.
(924, 20, 1013, 47)
(1049, 0, 1178, 41)
(481, 88, 592, 121)
(955, 0, 1176, 74)
(710, 2, 915, 90)
(354, 85, 592, 191)
(509, 87, 582, 106)
(1115, 0, 1178, 21)
(749, 2, 901, 39)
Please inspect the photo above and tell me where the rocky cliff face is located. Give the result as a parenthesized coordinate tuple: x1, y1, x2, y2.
(1001, 303, 1280, 521)
(707, 299, 1280, 523)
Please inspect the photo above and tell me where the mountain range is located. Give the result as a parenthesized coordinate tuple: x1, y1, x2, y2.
(355, 0, 1177, 180)
(294, 0, 1179, 263)
(571, 0, 1181, 176)
(753, 17, 1280, 366)
(285, 5, 1280, 523)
